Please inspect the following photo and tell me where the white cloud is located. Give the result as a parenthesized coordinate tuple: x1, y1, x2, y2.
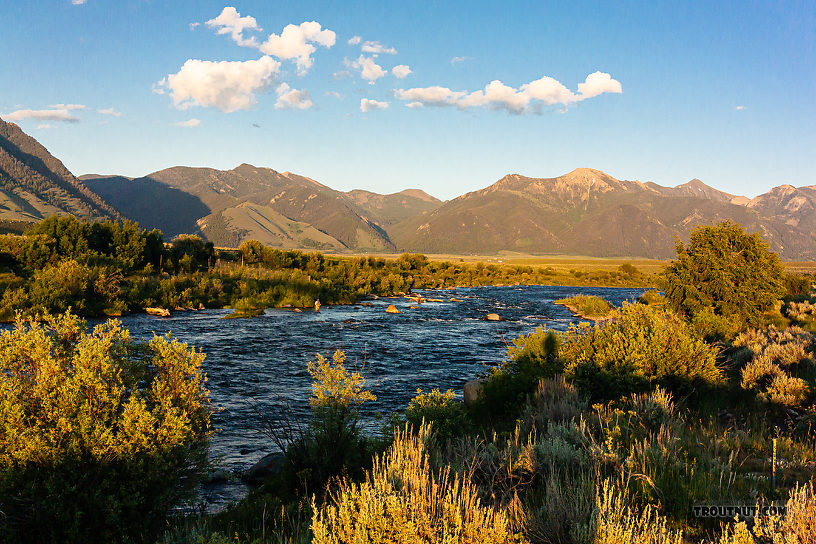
(275, 83, 314, 110)
(207, 7, 261, 48)
(735, 105, 746, 111)
(360, 98, 389, 113)
(48, 103, 86, 110)
(332, 70, 352, 80)
(576, 71, 622, 98)
(175, 119, 201, 127)
(97, 107, 122, 117)
(72, 0, 87, 4)
(157, 56, 281, 112)
(405, 101, 424, 109)
(361, 40, 396, 54)
(347, 35, 361, 45)
(396, 71, 622, 113)
(2, 108, 81, 123)
(36, 124, 53, 129)
(259, 21, 336, 74)
(394, 86, 465, 107)
(450, 56, 468, 64)
(392, 64, 411, 79)
(189, 22, 200, 31)
(520, 76, 575, 105)
(325, 91, 345, 100)
(347, 55, 386, 84)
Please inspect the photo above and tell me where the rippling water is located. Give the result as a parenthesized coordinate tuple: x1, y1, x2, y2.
(107, 285, 643, 507)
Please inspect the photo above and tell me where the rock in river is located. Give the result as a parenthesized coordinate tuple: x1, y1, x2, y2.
(486, 313, 501, 321)
(386, 304, 400, 314)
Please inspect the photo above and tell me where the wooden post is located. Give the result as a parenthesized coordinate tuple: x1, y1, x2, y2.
(772, 438, 777, 489)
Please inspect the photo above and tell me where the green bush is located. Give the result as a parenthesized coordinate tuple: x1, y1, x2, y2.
(0, 312, 211, 544)
(661, 221, 785, 337)
(405, 388, 468, 441)
(561, 303, 722, 400)
(554, 295, 615, 318)
(476, 327, 562, 423)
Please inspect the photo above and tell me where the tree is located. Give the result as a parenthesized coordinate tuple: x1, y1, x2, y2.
(0, 312, 211, 544)
(660, 221, 785, 338)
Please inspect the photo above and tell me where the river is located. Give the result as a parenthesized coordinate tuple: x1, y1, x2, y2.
(111, 284, 643, 508)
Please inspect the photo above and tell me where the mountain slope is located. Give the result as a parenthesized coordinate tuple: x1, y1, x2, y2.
(390, 168, 816, 259)
(0, 117, 116, 222)
(345, 189, 441, 227)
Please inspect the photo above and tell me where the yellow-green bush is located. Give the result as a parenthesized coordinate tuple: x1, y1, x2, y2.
(311, 423, 528, 544)
(561, 303, 722, 399)
(0, 312, 211, 544)
(591, 480, 683, 544)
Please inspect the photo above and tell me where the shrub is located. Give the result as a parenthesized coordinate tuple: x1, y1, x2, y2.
(718, 482, 816, 544)
(311, 423, 527, 544)
(477, 327, 562, 422)
(405, 388, 468, 441)
(0, 312, 211, 544)
(735, 326, 815, 408)
(590, 480, 683, 544)
(271, 351, 376, 495)
(554, 295, 615, 318)
(561, 303, 722, 400)
(661, 221, 785, 337)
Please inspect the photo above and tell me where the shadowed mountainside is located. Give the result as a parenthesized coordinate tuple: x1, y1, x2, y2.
(0, 117, 117, 222)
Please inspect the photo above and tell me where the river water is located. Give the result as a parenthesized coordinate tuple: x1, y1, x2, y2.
(109, 285, 643, 507)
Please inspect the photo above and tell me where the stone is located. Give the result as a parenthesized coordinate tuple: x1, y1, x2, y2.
(243, 452, 285, 485)
(145, 307, 170, 317)
(385, 304, 400, 314)
(486, 313, 501, 321)
(463, 379, 485, 406)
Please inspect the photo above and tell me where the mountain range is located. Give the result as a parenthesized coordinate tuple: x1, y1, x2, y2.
(2, 116, 815, 259)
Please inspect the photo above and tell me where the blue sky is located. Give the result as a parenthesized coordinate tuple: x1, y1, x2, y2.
(2, 1, 814, 199)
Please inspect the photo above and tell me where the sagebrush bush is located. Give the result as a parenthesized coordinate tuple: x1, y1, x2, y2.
(734, 326, 815, 407)
(311, 423, 527, 544)
(561, 303, 722, 400)
(0, 312, 211, 544)
(590, 480, 683, 544)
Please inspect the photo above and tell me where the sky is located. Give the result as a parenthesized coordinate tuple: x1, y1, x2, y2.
(1, 1, 814, 200)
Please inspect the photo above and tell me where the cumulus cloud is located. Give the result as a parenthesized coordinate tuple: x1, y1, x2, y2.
(72, 0, 87, 4)
(2, 107, 82, 123)
(206, 7, 261, 48)
(392, 64, 411, 79)
(274, 83, 314, 110)
(157, 56, 281, 112)
(348, 35, 361, 45)
(361, 40, 396, 54)
(175, 119, 201, 127)
(735, 105, 746, 111)
(347, 55, 386, 84)
(576, 71, 622, 98)
(97, 107, 122, 117)
(189, 22, 200, 31)
(396, 71, 622, 113)
(259, 21, 336, 74)
(360, 98, 389, 113)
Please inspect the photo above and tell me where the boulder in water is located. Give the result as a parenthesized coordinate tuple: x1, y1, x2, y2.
(145, 307, 170, 317)
(385, 305, 400, 314)
(243, 452, 286, 485)
(486, 313, 501, 321)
